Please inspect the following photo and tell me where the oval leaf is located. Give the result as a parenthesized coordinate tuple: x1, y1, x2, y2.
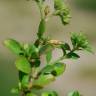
(67, 52, 80, 59)
(4, 39, 23, 55)
(33, 74, 55, 87)
(21, 75, 29, 88)
(39, 44, 54, 55)
(46, 51, 52, 64)
(37, 19, 45, 39)
(40, 62, 66, 76)
(15, 57, 31, 74)
(24, 44, 39, 58)
(52, 62, 66, 76)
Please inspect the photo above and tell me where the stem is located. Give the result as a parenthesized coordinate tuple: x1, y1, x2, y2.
(20, 1, 46, 96)
(50, 46, 79, 65)
(36, 1, 44, 19)
(50, 56, 66, 65)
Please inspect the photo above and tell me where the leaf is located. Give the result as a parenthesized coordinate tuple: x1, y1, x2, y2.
(60, 43, 71, 55)
(11, 87, 19, 94)
(15, 57, 31, 74)
(71, 32, 93, 53)
(24, 44, 39, 58)
(63, 43, 71, 50)
(40, 62, 66, 76)
(31, 59, 40, 67)
(52, 62, 66, 76)
(40, 65, 54, 75)
(21, 75, 29, 88)
(4, 39, 23, 55)
(54, 0, 65, 10)
(67, 52, 80, 59)
(26, 93, 37, 96)
(54, 0, 71, 25)
(19, 71, 27, 81)
(39, 44, 54, 55)
(37, 19, 45, 39)
(46, 51, 52, 64)
(41, 91, 58, 96)
(33, 74, 55, 87)
(68, 90, 80, 96)
(84, 45, 94, 53)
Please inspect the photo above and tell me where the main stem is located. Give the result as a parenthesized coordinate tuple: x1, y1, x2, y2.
(21, 1, 45, 96)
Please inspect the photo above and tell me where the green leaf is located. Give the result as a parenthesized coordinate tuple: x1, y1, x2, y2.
(52, 62, 66, 76)
(40, 62, 66, 76)
(31, 59, 40, 67)
(39, 44, 54, 55)
(19, 71, 27, 81)
(54, 0, 71, 25)
(15, 57, 31, 74)
(40, 65, 54, 75)
(37, 19, 45, 39)
(63, 43, 71, 50)
(71, 32, 93, 53)
(68, 90, 80, 96)
(24, 44, 39, 58)
(26, 93, 37, 96)
(54, 0, 65, 10)
(67, 52, 80, 59)
(11, 87, 19, 94)
(60, 43, 71, 55)
(21, 75, 29, 88)
(46, 51, 52, 64)
(33, 74, 55, 87)
(4, 39, 23, 55)
(42, 91, 58, 96)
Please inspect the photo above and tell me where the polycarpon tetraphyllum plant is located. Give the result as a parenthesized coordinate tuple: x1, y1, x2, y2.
(4, 0, 93, 96)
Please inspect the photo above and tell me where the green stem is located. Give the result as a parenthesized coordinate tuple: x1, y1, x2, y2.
(50, 56, 66, 65)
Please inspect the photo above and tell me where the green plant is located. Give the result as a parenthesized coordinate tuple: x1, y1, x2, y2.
(4, 0, 92, 96)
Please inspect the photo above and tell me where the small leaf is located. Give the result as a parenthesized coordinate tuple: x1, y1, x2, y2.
(24, 44, 39, 58)
(31, 59, 40, 67)
(84, 46, 94, 53)
(40, 65, 54, 75)
(4, 39, 23, 55)
(21, 75, 29, 88)
(68, 90, 80, 96)
(71, 32, 92, 53)
(54, 0, 71, 25)
(63, 43, 71, 50)
(33, 74, 55, 87)
(19, 71, 27, 81)
(11, 87, 19, 94)
(15, 57, 31, 74)
(42, 91, 58, 96)
(52, 62, 66, 76)
(60, 43, 71, 55)
(37, 19, 45, 39)
(40, 62, 66, 76)
(54, 0, 65, 10)
(67, 52, 80, 59)
(46, 51, 52, 64)
(39, 44, 54, 55)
